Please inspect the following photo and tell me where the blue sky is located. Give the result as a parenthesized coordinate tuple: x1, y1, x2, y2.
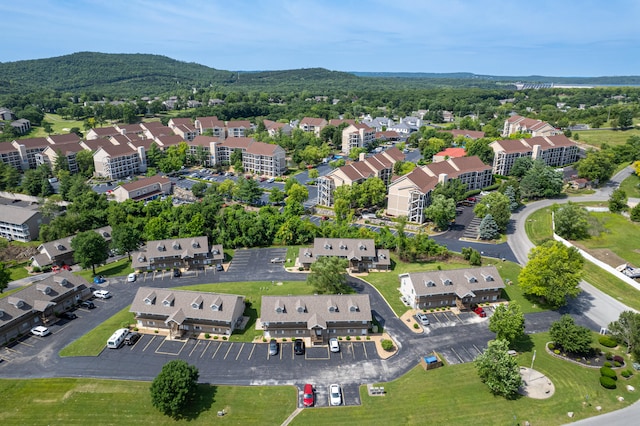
(2, 0, 639, 77)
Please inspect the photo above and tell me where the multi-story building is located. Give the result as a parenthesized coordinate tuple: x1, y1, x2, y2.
(261, 294, 372, 345)
(130, 287, 245, 338)
(399, 266, 505, 311)
(131, 236, 223, 272)
(12, 137, 52, 170)
(0, 271, 91, 345)
(297, 238, 391, 272)
(213, 137, 286, 177)
(386, 156, 492, 223)
(194, 116, 226, 139)
(502, 115, 560, 137)
(0, 202, 47, 242)
(263, 119, 293, 137)
(226, 120, 252, 138)
(490, 135, 579, 176)
(112, 174, 172, 203)
(37, 142, 84, 173)
(31, 226, 112, 268)
(188, 135, 219, 166)
(93, 144, 146, 179)
(86, 126, 121, 140)
(317, 148, 404, 206)
(0, 142, 23, 169)
(299, 117, 328, 137)
(168, 118, 199, 141)
(341, 123, 376, 154)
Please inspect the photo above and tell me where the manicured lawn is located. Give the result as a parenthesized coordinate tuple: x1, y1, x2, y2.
(619, 173, 640, 198)
(181, 281, 316, 342)
(525, 207, 554, 246)
(576, 128, 640, 148)
(59, 307, 135, 357)
(0, 378, 295, 425)
(29, 113, 85, 137)
(578, 212, 640, 267)
(75, 258, 134, 281)
(293, 332, 640, 426)
(285, 245, 303, 268)
(494, 261, 547, 314)
(583, 262, 640, 311)
(8, 263, 29, 280)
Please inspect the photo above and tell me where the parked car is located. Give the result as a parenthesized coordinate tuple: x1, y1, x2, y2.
(415, 313, 430, 326)
(267, 177, 275, 183)
(302, 383, 314, 407)
(80, 300, 96, 309)
(269, 339, 279, 356)
(125, 332, 141, 345)
(127, 273, 137, 282)
(270, 257, 285, 264)
(31, 326, 50, 337)
(93, 289, 112, 299)
(61, 311, 77, 320)
(215, 264, 224, 272)
(173, 268, 181, 277)
(294, 339, 305, 355)
(329, 337, 340, 353)
(473, 307, 487, 317)
(93, 276, 105, 284)
(329, 384, 342, 406)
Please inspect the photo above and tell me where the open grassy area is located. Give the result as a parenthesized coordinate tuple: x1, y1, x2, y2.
(181, 281, 316, 342)
(59, 307, 135, 357)
(619, 173, 640, 198)
(8, 263, 29, 281)
(576, 128, 640, 148)
(577, 212, 640, 267)
(28, 113, 85, 138)
(525, 207, 554, 245)
(0, 378, 296, 425)
(75, 258, 134, 281)
(294, 332, 640, 426)
(494, 261, 547, 314)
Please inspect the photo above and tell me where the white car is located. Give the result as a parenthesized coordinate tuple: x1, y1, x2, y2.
(127, 273, 137, 282)
(415, 313, 430, 326)
(329, 384, 342, 406)
(93, 289, 112, 299)
(31, 326, 50, 337)
(329, 337, 340, 353)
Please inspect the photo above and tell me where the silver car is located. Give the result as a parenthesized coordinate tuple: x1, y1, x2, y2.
(415, 313, 430, 326)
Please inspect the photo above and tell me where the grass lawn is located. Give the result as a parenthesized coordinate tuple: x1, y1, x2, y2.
(285, 245, 303, 268)
(525, 207, 554, 245)
(180, 281, 316, 342)
(619, 173, 640, 198)
(8, 263, 29, 281)
(28, 113, 85, 137)
(75, 258, 134, 281)
(0, 378, 295, 425)
(495, 261, 547, 314)
(577, 212, 640, 267)
(576, 128, 640, 148)
(59, 307, 135, 357)
(294, 332, 640, 426)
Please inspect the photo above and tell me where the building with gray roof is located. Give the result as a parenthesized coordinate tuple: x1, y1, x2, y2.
(298, 238, 390, 272)
(0, 202, 47, 242)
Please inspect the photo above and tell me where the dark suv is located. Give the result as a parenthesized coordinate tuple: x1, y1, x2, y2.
(125, 332, 141, 345)
(294, 339, 305, 355)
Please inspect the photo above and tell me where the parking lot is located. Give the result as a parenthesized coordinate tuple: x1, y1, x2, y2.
(418, 307, 493, 331)
(297, 382, 361, 408)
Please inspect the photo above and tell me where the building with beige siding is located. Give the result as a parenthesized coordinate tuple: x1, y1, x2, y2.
(341, 123, 376, 154)
(112, 174, 172, 202)
(297, 238, 390, 272)
(131, 236, 222, 272)
(490, 135, 579, 176)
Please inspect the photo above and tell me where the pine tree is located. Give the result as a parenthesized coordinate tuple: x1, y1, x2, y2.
(479, 214, 500, 240)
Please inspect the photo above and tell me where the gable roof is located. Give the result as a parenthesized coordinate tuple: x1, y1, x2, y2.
(261, 294, 371, 324)
(399, 266, 505, 297)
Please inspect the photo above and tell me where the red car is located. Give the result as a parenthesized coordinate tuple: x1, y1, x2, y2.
(302, 383, 314, 407)
(473, 307, 487, 317)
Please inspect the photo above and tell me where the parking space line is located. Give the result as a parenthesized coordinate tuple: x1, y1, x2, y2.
(211, 342, 222, 359)
(189, 340, 201, 357)
(473, 344, 482, 354)
(200, 341, 211, 358)
(441, 312, 451, 322)
(17, 339, 34, 347)
(247, 343, 255, 360)
(452, 312, 463, 324)
(349, 342, 355, 359)
(223, 343, 233, 359)
(143, 335, 158, 352)
(362, 342, 368, 359)
(235, 343, 245, 360)
(431, 314, 442, 324)
(463, 346, 476, 360)
(450, 347, 464, 363)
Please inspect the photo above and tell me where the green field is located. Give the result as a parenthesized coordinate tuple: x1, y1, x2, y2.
(59, 307, 135, 356)
(0, 378, 296, 425)
(525, 207, 554, 245)
(576, 128, 640, 148)
(14, 332, 640, 425)
(619, 173, 640, 198)
(75, 258, 134, 281)
(28, 113, 85, 137)
(578, 212, 640, 267)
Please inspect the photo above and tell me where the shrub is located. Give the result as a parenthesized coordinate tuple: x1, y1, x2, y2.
(154, 330, 159, 334)
(204, 333, 210, 339)
(554, 349, 560, 354)
(134, 327, 139, 331)
(356, 336, 361, 340)
(548, 343, 555, 350)
(605, 352, 614, 360)
(622, 370, 633, 378)
(614, 361, 622, 367)
(600, 376, 617, 389)
(366, 336, 370, 340)
(346, 336, 351, 341)
(282, 338, 287, 342)
(32, 266, 41, 272)
(262, 337, 266, 342)
(600, 366, 617, 380)
(222, 336, 227, 340)
(604, 361, 612, 368)
(213, 335, 219, 339)
(599, 335, 618, 348)
(413, 323, 419, 329)
(613, 355, 624, 364)
(381, 339, 394, 351)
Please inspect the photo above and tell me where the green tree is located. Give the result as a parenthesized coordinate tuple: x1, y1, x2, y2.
(509, 157, 533, 178)
(70, 230, 109, 275)
(235, 177, 262, 204)
(631, 203, 640, 222)
(0, 262, 11, 293)
(424, 194, 456, 230)
(519, 160, 563, 199)
(357, 177, 386, 208)
(308, 168, 319, 179)
(268, 187, 285, 205)
(549, 314, 593, 354)
(609, 188, 628, 213)
(503, 185, 520, 211)
(518, 240, 584, 308)
(190, 182, 208, 198)
(479, 214, 500, 240)
(553, 202, 589, 240)
(475, 339, 523, 399)
(432, 179, 467, 203)
(489, 303, 525, 345)
(577, 149, 616, 183)
(473, 192, 511, 232)
(307, 256, 351, 294)
(465, 138, 494, 164)
(75, 149, 95, 177)
(286, 182, 309, 204)
(608, 311, 640, 358)
(111, 223, 141, 260)
(150, 360, 199, 419)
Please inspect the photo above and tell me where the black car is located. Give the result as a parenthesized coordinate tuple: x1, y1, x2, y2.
(216, 264, 224, 272)
(173, 268, 181, 277)
(125, 332, 141, 345)
(61, 311, 77, 320)
(80, 300, 96, 309)
(294, 339, 305, 355)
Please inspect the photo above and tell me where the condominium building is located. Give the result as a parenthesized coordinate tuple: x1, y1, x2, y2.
(214, 137, 286, 177)
(93, 144, 146, 179)
(490, 135, 579, 176)
(168, 117, 199, 141)
(226, 120, 252, 138)
(502, 115, 560, 137)
(297, 238, 390, 272)
(112, 174, 172, 203)
(0, 202, 47, 242)
(194, 116, 226, 139)
(131, 236, 223, 272)
(341, 123, 376, 154)
(299, 117, 328, 137)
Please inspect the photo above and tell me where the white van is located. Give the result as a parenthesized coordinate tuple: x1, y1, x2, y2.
(107, 328, 129, 349)
(127, 273, 137, 282)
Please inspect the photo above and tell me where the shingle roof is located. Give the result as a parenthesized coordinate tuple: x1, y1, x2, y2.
(261, 294, 371, 324)
(399, 266, 505, 297)
(0, 204, 40, 225)
(118, 175, 170, 192)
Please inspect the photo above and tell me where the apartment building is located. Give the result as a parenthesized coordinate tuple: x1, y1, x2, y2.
(226, 120, 252, 138)
(0, 202, 47, 242)
(31, 226, 112, 268)
(341, 123, 376, 154)
(168, 117, 199, 141)
(299, 117, 328, 137)
(93, 144, 146, 179)
(194, 116, 225, 139)
(131, 236, 223, 272)
(213, 137, 286, 177)
(112, 174, 172, 202)
(502, 115, 560, 137)
(37, 142, 84, 173)
(11, 137, 52, 170)
(490, 135, 579, 176)
(297, 238, 391, 272)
